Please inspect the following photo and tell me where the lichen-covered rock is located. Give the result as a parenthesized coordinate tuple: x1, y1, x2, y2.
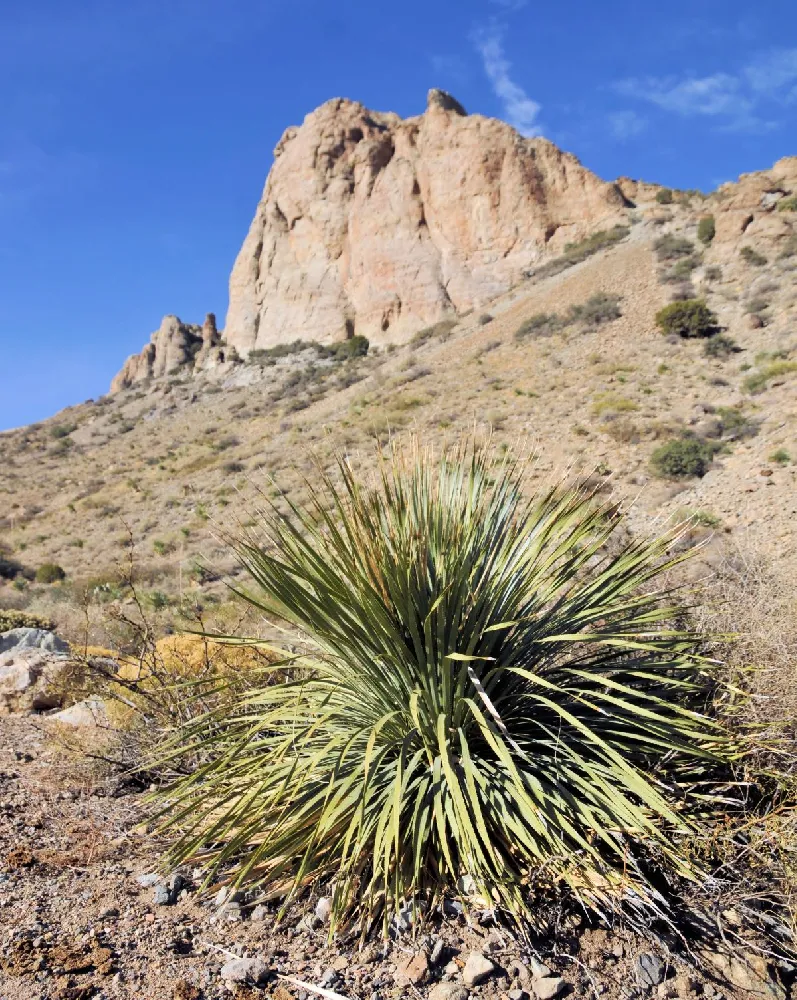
(223, 90, 629, 353)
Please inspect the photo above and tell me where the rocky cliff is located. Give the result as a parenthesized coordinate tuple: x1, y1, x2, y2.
(111, 313, 227, 392)
(223, 89, 630, 352)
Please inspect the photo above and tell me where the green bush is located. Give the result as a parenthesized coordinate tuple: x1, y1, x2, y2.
(655, 188, 674, 204)
(515, 312, 563, 340)
(715, 406, 758, 440)
(769, 448, 792, 465)
(744, 360, 797, 394)
(703, 334, 740, 359)
(35, 563, 66, 584)
(153, 445, 736, 932)
(650, 436, 718, 479)
(412, 319, 457, 345)
(697, 216, 716, 244)
(777, 195, 797, 212)
(655, 299, 718, 339)
(740, 246, 767, 267)
(330, 334, 369, 360)
(654, 234, 695, 261)
(566, 292, 622, 327)
(49, 423, 77, 439)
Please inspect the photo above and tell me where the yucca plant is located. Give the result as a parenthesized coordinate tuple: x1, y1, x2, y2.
(151, 443, 736, 934)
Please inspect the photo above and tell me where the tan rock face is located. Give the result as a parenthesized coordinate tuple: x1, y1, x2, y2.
(709, 156, 797, 248)
(223, 90, 629, 352)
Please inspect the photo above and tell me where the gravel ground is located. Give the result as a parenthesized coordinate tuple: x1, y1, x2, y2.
(0, 715, 787, 1000)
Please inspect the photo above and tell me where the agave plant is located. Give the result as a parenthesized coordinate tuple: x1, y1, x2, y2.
(152, 443, 734, 932)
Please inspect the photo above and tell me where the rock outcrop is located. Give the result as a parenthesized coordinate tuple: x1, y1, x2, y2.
(0, 628, 72, 713)
(223, 89, 629, 352)
(111, 312, 229, 392)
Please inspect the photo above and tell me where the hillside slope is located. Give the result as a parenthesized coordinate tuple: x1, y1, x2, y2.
(2, 166, 796, 641)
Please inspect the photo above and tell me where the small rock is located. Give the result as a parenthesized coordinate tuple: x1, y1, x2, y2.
(636, 953, 666, 988)
(531, 978, 566, 1000)
(153, 883, 172, 906)
(136, 873, 160, 887)
(429, 984, 469, 1000)
(320, 968, 339, 987)
(220, 957, 269, 985)
(430, 937, 445, 966)
(529, 958, 553, 980)
(251, 904, 269, 921)
(463, 952, 496, 988)
(396, 950, 429, 986)
(315, 897, 332, 923)
(222, 902, 243, 922)
(332, 955, 349, 973)
(509, 989, 527, 1000)
(444, 960, 460, 978)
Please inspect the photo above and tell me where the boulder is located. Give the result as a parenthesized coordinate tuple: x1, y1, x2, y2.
(0, 629, 73, 713)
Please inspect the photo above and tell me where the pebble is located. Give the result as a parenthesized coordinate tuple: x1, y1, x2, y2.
(430, 936, 445, 965)
(531, 977, 566, 1000)
(428, 984, 469, 1000)
(315, 896, 332, 923)
(463, 952, 496, 987)
(219, 956, 270, 985)
(635, 953, 665, 988)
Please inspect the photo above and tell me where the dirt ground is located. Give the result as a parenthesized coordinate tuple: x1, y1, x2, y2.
(0, 714, 790, 1000)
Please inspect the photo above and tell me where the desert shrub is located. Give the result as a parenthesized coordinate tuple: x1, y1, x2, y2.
(769, 448, 792, 465)
(515, 312, 563, 340)
(526, 226, 629, 280)
(654, 234, 695, 261)
(704, 265, 722, 281)
(49, 423, 77, 439)
(152, 444, 738, 933)
(0, 609, 54, 633)
(412, 319, 457, 345)
(744, 360, 797, 394)
(777, 195, 797, 212)
(329, 334, 369, 360)
(662, 257, 699, 282)
(740, 246, 767, 267)
(715, 406, 759, 440)
(477, 313, 493, 326)
(566, 292, 622, 327)
(591, 392, 638, 416)
(0, 553, 26, 581)
(655, 300, 718, 339)
(35, 562, 66, 584)
(744, 297, 769, 314)
(697, 215, 716, 244)
(655, 188, 674, 204)
(650, 436, 718, 478)
(703, 334, 740, 359)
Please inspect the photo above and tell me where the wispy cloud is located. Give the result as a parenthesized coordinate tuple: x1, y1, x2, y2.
(745, 47, 797, 93)
(615, 47, 797, 133)
(607, 110, 647, 141)
(473, 25, 543, 136)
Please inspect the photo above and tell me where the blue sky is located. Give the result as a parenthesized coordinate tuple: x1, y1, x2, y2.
(1, 0, 796, 430)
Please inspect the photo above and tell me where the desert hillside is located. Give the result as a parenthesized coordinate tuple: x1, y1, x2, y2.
(1, 130, 796, 636)
(1, 94, 797, 1000)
